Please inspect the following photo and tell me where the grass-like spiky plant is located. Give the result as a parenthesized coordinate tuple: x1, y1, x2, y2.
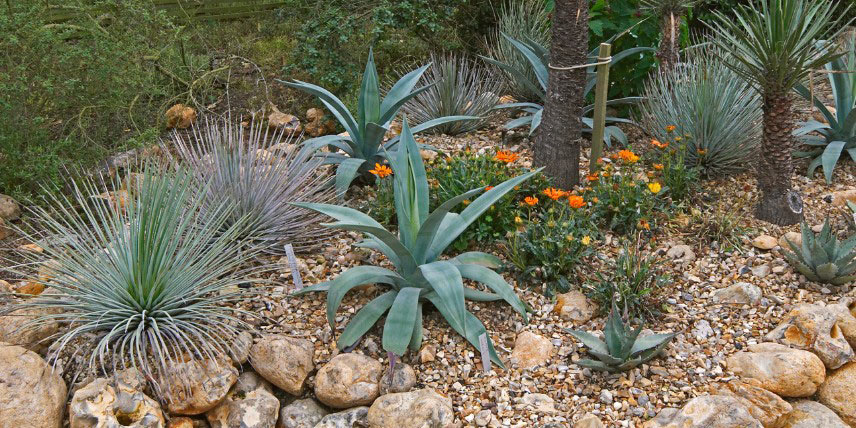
(638, 43, 761, 176)
(401, 53, 502, 136)
(169, 119, 336, 253)
(486, 0, 551, 102)
(706, 0, 851, 225)
(5, 164, 266, 395)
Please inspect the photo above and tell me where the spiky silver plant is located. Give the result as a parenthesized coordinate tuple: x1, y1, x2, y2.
(401, 53, 502, 136)
(485, 0, 551, 102)
(783, 218, 856, 285)
(638, 43, 761, 176)
(5, 164, 266, 396)
(169, 119, 335, 253)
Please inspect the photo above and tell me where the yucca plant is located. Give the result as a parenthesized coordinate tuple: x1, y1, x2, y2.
(639, 0, 700, 71)
(707, 0, 851, 225)
(482, 33, 650, 145)
(638, 43, 761, 176)
(566, 301, 675, 373)
(278, 50, 475, 195)
(783, 218, 856, 285)
(168, 119, 335, 253)
(4, 164, 266, 396)
(401, 53, 502, 136)
(293, 118, 539, 366)
(794, 35, 856, 184)
(485, 0, 551, 103)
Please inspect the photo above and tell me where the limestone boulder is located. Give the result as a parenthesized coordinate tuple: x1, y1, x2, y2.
(165, 358, 238, 415)
(726, 343, 825, 397)
(829, 298, 856, 349)
(0, 194, 21, 221)
(711, 282, 762, 305)
(818, 362, 856, 427)
(69, 372, 164, 428)
(0, 306, 60, 352)
(765, 303, 854, 370)
(314, 353, 382, 409)
(0, 343, 66, 428)
(643, 395, 762, 428)
(277, 398, 328, 428)
(510, 331, 554, 368)
(379, 362, 417, 395)
(715, 379, 792, 428)
(554, 290, 597, 323)
(250, 335, 315, 396)
(780, 400, 849, 428)
(313, 407, 368, 428)
(206, 372, 279, 428)
(367, 389, 455, 428)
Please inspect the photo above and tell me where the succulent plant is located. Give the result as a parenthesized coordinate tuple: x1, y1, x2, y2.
(566, 301, 674, 372)
(783, 219, 856, 285)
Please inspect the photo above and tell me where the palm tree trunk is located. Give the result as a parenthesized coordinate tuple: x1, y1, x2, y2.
(756, 92, 803, 225)
(656, 12, 681, 71)
(534, 0, 588, 188)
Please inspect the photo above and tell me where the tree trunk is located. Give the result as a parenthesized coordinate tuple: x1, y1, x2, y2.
(655, 12, 682, 72)
(756, 92, 803, 225)
(534, 0, 588, 188)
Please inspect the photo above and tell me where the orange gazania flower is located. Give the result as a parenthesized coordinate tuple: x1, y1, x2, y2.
(638, 219, 651, 230)
(665, 125, 676, 133)
(568, 195, 585, 209)
(617, 149, 639, 163)
(369, 163, 392, 178)
(485, 186, 494, 191)
(653, 163, 664, 170)
(543, 187, 566, 201)
(697, 148, 707, 155)
(495, 150, 519, 164)
(586, 173, 599, 182)
(523, 196, 539, 206)
(651, 139, 669, 149)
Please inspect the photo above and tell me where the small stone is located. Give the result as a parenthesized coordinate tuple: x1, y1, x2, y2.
(599, 389, 614, 405)
(475, 410, 493, 427)
(268, 106, 302, 135)
(314, 353, 383, 409)
(0, 343, 67, 428)
(0, 194, 21, 221)
(206, 372, 279, 428)
(313, 407, 369, 428)
(367, 389, 455, 428)
(751, 264, 771, 278)
(710, 282, 762, 305)
(419, 344, 436, 363)
(516, 393, 557, 414)
(692, 320, 715, 340)
(726, 342, 825, 397)
(818, 362, 856, 427)
(666, 244, 696, 263)
(380, 363, 417, 395)
(510, 331, 555, 368)
(574, 414, 604, 428)
(277, 398, 328, 428)
(250, 335, 315, 395)
(554, 290, 597, 323)
(752, 235, 777, 250)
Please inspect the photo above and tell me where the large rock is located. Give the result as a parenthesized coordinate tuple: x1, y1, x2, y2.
(379, 362, 417, 395)
(165, 358, 238, 415)
(554, 291, 597, 323)
(69, 371, 164, 428)
(716, 379, 792, 428)
(367, 389, 455, 428)
(250, 335, 314, 396)
(666, 244, 696, 263)
(0, 343, 66, 428)
(206, 372, 279, 428)
(0, 194, 20, 221)
(313, 407, 368, 428)
(166, 104, 197, 129)
(574, 414, 604, 428)
(166, 418, 208, 428)
(643, 395, 762, 428)
(781, 400, 849, 428)
(832, 189, 856, 207)
(818, 362, 856, 427)
(829, 298, 856, 349)
(510, 331, 554, 368)
(277, 398, 328, 428)
(726, 343, 825, 397)
(765, 303, 854, 370)
(0, 306, 60, 352)
(752, 235, 778, 250)
(710, 282, 762, 305)
(314, 353, 383, 409)
(268, 105, 302, 135)
(0, 217, 10, 240)
(228, 331, 252, 366)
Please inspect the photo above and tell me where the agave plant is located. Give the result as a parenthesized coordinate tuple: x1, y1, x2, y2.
(293, 118, 539, 366)
(566, 301, 675, 373)
(278, 50, 475, 194)
(485, 0, 552, 102)
(4, 164, 265, 395)
(401, 53, 502, 136)
(783, 219, 856, 285)
(638, 43, 761, 176)
(794, 35, 856, 184)
(168, 119, 335, 253)
(482, 33, 651, 145)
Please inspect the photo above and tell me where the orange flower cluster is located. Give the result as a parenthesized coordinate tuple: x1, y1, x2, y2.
(369, 163, 392, 178)
(495, 150, 519, 164)
(542, 187, 567, 201)
(586, 172, 599, 182)
(617, 149, 639, 163)
(568, 195, 585, 209)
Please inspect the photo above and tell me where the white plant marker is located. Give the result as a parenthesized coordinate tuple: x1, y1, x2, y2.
(478, 333, 491, 373)
(284, 244, 303, 291)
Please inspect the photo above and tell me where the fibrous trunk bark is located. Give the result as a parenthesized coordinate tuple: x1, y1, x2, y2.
(534, 0, 588, 188)
(656, 12, 682, 72)
(756, 92, 803, 225)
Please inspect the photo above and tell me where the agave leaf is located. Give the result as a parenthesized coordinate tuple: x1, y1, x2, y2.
(529, 108, 543, 135)
(326, 266, 404, 330)
(810, 240, 831, 266)
(358, 49, 381, 135)
(390, 118, 430, 248)
(494, 102, 544, 110)
(337, 291, 397, 350)
(821, 140, 847, 183)
(412, 187, 484, 263)
(619, 325, 643, 359)
(831, 275, 856, 286)
(408, 302, 424, 351)
(816, 262, 840, 281)
(382, 287, 421, 356)
(565, 329, 608, 355)
(449, 251, 502, 269)
(796, 84, 840, 127)
(424, 293, 504, 367)
(794, 120, 831, 136)
(334, 158, 367, 197)
(419, 261, 467, 335)
(576, 358, 619, 372)
(301, 135, 357, 157)
(616, 356, 644, 372)
(501, 33, 547, 91)
(292, 281, 330, 295)
(630, 332, 676, 355)
(455, 263, 528, 321)
(379, 64, 432, 125)
(361, 122, 389, 160)
(503, 114, 536, 131)
(464, 288, 503, 302)
(480, 55, 546, 102)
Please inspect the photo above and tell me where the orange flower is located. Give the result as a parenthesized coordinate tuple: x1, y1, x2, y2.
(543, 187, 566, 201)
(568, 195, 585, 209)
(665, 125, 676, 133)
(591, 197, 599, 204)
(653, 163, 664, 170)
(523, 196, 539, 206)
(369, 163, 392, 178)
(485, 186, 494, 191)
(651, 139, 669, 149)
(697, 148, 707, 155)
(638, 219, 651, 230)
(495, 150, 519, 164)
(617, 149, 639, 163)
(586, 172, 599, 182)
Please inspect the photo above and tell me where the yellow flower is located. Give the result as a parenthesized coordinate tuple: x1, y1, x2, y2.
(565, 234, 575, 242)
(514, 216, 523, 224)
(581, 236, 591, 246)
(648, 182, 662, 194)
(547, 220, 556, 228)
(369, 163, 392, 178)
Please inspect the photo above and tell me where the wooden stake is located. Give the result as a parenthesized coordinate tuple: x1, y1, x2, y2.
(589, 43, 612, 173)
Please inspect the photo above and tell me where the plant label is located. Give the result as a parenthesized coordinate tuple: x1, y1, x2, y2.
(478, 333, 491, 373)
(284, 244, 303, 291)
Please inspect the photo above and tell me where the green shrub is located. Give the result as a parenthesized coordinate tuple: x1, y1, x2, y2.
(294, 119, 538, 365)
(643, 130, 700, 204)
(584, 243, 667, 320)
